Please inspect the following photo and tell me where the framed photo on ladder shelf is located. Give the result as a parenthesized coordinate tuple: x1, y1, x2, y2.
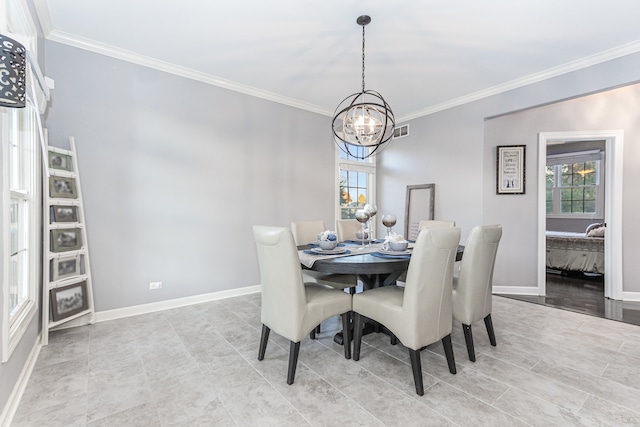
(50, 280, 88, 322)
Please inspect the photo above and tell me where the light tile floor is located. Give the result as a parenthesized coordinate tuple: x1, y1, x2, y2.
(11, 294, 640, 426)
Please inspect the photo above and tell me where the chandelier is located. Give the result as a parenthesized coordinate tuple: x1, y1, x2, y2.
(332, 15, 395, 159)
(0, 34, 27, 108)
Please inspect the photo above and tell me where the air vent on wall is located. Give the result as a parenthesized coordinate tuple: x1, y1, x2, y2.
(393, 124, 409, 139)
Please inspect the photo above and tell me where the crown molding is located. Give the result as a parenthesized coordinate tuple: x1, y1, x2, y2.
(399, 40, 640, 122)
(46, 30, 333, 116)
(43, 29, 640, 122)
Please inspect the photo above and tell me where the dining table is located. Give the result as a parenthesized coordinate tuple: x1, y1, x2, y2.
(298, 240, 464, 345)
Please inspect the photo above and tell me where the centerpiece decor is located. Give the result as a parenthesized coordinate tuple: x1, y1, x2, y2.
(319, 230, 338, 250)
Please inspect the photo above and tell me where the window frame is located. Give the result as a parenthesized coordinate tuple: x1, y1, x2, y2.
(546, 153, 604, 219)
(2, 105, 40, 362)
(336, 145, 376, 234)
(2, 1, 41, 363)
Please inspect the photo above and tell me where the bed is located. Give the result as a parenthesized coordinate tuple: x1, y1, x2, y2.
(546, 229, 604, 274)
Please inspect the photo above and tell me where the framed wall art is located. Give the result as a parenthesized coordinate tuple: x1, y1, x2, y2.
(404, 183, 435, 241)
(50, 280, 88, 322)
(51, 228, 83, 252)
(51, 205, 78, 222)
(48, 151, 72, 171)
(496, 145, 526, 194)
(51, 255, 81, 281)
(49, 176, 78, 199)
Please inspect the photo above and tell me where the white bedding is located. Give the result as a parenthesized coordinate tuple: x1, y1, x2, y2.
(545, 231, 604, 274)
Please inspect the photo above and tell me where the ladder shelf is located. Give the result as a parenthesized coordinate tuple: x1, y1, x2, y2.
(42, 136, 95, 345)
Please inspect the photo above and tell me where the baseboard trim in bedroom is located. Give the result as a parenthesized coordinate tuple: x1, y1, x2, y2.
(622, 291, 640, 302)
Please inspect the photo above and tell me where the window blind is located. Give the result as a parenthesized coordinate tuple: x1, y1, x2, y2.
(546, 149, 601, 166)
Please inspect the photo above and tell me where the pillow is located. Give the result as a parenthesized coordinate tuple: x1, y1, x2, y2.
(587, 226, 605, 237)
(585, 223, 604, 234)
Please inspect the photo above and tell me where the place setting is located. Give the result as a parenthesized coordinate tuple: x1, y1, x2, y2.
(303, 230, 352, 256)
(372, 232, 413, 259)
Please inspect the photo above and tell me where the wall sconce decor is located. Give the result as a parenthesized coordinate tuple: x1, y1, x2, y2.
(0, 33, 27, 108)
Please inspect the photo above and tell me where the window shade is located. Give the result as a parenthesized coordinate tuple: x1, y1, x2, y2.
(546, 149, 601, 166)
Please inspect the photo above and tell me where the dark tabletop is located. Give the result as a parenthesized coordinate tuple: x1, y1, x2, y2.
(300, 245, 463, 289)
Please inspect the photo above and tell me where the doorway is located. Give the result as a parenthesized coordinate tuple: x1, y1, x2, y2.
(537, 131, 623, 300)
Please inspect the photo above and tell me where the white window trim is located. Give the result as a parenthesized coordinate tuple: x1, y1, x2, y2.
(335, 148, 377, 235)
(1, 107, 40, 363)
(546, 154, 604, 219)
(2, 0, 41, 363)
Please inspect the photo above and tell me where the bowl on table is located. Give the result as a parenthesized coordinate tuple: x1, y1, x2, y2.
(389, 241, 408, 252)
(356, 231, 369, 240)
(319, 240, 338, 250)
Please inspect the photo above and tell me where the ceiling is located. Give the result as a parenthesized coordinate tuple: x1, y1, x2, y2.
(35, 0, 640, 121)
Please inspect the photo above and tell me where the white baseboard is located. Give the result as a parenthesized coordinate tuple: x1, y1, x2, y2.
(0, 333, 41, 427)
(622, 291, 640, 302)
(493, 286, 640, 301)
(95, 285, 261, 323)
(492, 286, 540, 296)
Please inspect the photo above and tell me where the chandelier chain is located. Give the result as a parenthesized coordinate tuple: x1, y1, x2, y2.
(361, 25, 366, 93)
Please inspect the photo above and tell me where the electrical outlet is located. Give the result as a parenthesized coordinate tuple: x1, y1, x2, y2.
(149, 282, 162, 290)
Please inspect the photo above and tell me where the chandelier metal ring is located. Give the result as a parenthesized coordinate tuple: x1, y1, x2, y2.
(332, 15, 395, 159)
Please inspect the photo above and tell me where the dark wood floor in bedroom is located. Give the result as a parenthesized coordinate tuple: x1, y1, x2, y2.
(501, 272, 640, 327)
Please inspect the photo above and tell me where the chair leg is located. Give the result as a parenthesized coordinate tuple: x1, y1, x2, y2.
(462, 324, 476, 362)
(310, 323, 320, 340)
(390, 332, 398, 346)
(408, 349, 424, 396)
(341, 312, 351, 359)
(484, 314, 497, 346)
(353, 313, 364, 361)
(287, 341, 301, 385)
(441, 334, 457, 374)
(258, 324, 270, 361)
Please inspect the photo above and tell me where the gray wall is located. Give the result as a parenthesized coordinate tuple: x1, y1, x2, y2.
(484, 84, 640, 293)
(44, 41, 336, 311)
(378, 53, 640, 293)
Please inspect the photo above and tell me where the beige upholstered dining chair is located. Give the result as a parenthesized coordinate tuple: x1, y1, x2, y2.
(290, 220, 358, 293)
(291, 220, 325, 247)
(352, 227, 461, 396)
(336, 219, 362, 242)
(396, 219, 456, 284)
(253, 226, 353, 385)
(452, 224, 502, 362)
(418, 219, 456, 230)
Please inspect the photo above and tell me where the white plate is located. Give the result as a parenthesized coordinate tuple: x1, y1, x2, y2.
(378, 249, 411, 255)
(311, 247, 348, 255)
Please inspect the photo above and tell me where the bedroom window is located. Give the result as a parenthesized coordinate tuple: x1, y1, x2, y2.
(546, 150, 603, 217)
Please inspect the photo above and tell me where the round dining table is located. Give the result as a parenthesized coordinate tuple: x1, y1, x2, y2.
(310, 251, 410, 290)
(308, 245, 464, 289)
(304, 244, 464, 345)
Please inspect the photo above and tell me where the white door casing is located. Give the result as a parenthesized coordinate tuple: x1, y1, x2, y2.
(537, 130, 623, 300)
